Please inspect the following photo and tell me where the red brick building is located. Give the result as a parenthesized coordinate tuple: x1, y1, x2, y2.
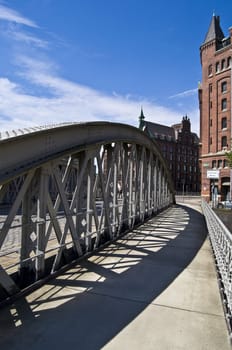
(139, 110, 200, 193)
(199, 15, 232, 201)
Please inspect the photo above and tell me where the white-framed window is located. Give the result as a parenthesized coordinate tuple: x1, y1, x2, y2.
(221, 117, 227, 129)
(221, 135, 227, 148)
(221, 81, 227, 93)
(221, 98, 227, 111)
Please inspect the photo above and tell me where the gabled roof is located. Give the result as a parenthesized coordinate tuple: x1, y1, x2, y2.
(144, 121, 175, 140)
(203, 15, 224, 45)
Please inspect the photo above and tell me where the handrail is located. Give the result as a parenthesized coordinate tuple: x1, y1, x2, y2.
(201, 199, 232, 332)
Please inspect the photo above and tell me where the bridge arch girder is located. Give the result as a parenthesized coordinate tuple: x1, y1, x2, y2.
(0, 122, 175, 300)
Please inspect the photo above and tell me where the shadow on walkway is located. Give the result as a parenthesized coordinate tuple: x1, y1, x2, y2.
(0, 204, 208, 349)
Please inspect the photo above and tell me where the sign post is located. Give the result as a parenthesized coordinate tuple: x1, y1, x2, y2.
(207, 170, 219, 207)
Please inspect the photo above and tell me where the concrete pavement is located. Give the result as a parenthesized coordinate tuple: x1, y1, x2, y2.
(0, 201, 231, 349)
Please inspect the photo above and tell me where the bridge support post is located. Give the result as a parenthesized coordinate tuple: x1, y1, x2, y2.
(105, 145, 116, 236)
(20, 176, 36, 284)
(139, 148, 145, 222)
(128, 147, 134, 228)
(85, 158, 94, 252)
(152, 157, 157, 213)
(120, 144, 129, 231)
(35, 167, 49, 280)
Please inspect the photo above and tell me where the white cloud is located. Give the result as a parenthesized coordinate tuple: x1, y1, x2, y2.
(169, 88, 198, 99)
(0, 57, 185, 133)
(0, 4, 199, 135)
(10, 31, 48, 48)
(0, 4, 37, 27)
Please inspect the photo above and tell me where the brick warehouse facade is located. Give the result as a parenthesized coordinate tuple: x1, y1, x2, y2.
(139, 110, 201, 193)
(199, 15, 232, 201)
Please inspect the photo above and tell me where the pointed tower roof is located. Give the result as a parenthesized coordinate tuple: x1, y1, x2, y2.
(203, 14, 224, 45)
(138, 107, 145, 130)
(139, 107, 145, 120)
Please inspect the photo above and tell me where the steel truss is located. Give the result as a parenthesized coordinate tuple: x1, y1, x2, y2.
(0, 122, 174, 299)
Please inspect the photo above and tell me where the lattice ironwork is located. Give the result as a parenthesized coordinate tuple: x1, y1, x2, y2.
(0, 122, 175, 300)
(202, 200, 232, 332)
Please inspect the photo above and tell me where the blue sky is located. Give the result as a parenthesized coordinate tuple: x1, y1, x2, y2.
(0, 1, 232, 135)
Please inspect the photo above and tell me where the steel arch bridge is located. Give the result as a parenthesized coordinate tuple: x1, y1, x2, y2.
(0, 122, 175, 301)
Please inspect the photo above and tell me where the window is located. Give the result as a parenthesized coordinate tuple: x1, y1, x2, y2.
(218, 159, 222, 168)
(227, 56, 231, 68)
(216, 62, 220, 72)
(221, 117, 227, 129)
(221, 59, 225, 70)
(221, 136, 227, 148)
(209, 84, 212, 93)
(222, 98, 227, 110)
(223, 159, 228, 167)
(210, 101, 213, 108)
(221, 81, 227, 93)
(208, 64, 213, 76)
(212, 160, 217, 168)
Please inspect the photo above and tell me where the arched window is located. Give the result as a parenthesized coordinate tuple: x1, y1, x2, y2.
(216, 62, 220, 72)
(221, 59, 225, 70)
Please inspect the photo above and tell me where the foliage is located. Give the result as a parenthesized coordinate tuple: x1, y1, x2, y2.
(226, 151, 232, 168)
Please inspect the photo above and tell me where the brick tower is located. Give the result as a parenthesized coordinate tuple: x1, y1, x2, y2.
(199, 15, 232, 202)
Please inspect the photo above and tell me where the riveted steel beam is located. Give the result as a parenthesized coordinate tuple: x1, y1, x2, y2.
(0, 122, 175, 300)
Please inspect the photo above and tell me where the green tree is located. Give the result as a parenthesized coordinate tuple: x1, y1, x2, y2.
(226, 151, 232, 168)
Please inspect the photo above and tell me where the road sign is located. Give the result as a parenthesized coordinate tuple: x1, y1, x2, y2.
(207, 170, 219, 179)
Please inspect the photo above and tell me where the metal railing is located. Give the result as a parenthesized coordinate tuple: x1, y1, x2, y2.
(201, 199, 232, 332)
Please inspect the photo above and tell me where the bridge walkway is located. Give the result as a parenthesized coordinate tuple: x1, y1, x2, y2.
(0, 200, 231, 349)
